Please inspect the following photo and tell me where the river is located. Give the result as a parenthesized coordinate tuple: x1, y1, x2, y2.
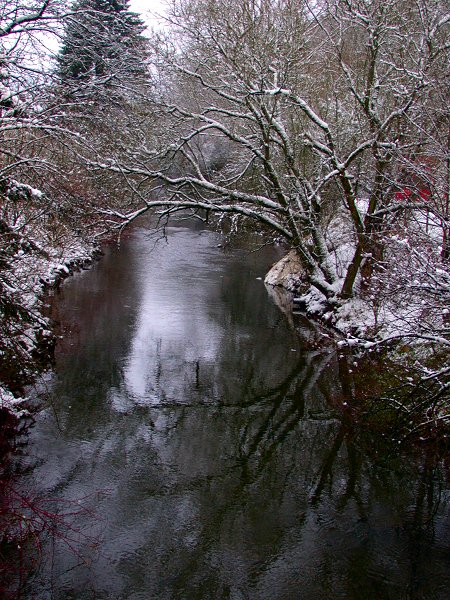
(12, 221, 449, 599)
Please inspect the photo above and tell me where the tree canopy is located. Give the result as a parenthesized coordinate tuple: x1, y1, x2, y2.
(58, 0, 149, 98)
(102, 0, 449, 302)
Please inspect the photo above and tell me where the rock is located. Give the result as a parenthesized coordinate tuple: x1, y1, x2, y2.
(264, 250, 307, 293)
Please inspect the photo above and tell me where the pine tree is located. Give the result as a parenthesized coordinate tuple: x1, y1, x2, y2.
(58, 0, 148, 97)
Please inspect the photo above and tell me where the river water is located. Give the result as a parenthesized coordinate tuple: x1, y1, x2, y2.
(14, 222, 449, 599)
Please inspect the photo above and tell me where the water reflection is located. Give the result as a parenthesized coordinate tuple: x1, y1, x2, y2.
(14, 225, 449, 600)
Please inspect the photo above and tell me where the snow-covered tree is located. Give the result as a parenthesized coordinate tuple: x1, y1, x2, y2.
(0, 1, 99, 396)
(0, 0, 72, 180)
(100, 0, 448, 307)
(57, 0, 149, 101)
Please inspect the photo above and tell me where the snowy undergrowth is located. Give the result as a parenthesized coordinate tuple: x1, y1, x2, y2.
(0, 387, 28, 420)
(294, 206, 450, 350)
(0, 179, 98, 420)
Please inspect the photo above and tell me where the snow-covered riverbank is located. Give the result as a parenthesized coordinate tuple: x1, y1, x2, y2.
(0, 180, 100, 421)
(265, 205, 450, 350)
(264, 206, 449, 440)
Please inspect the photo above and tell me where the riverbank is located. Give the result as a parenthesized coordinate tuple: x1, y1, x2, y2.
(0, 180, 100, 424)
(265, 249, 449, 444)
(0, 243, 99, 421)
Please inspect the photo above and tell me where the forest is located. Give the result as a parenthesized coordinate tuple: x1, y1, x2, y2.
(0, 0, 449, 445)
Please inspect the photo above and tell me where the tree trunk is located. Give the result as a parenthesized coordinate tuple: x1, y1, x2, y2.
(340, 244, 363, 299)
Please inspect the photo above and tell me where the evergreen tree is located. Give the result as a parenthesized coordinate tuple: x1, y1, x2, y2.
(58, 0, 148, 96)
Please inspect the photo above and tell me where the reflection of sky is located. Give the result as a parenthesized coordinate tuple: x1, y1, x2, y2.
(123, 228, 225, 401)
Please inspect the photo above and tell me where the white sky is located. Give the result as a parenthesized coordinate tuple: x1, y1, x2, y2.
(129, 0, 167, 28)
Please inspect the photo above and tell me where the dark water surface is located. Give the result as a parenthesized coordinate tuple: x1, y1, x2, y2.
(17, 224, 449, 599)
